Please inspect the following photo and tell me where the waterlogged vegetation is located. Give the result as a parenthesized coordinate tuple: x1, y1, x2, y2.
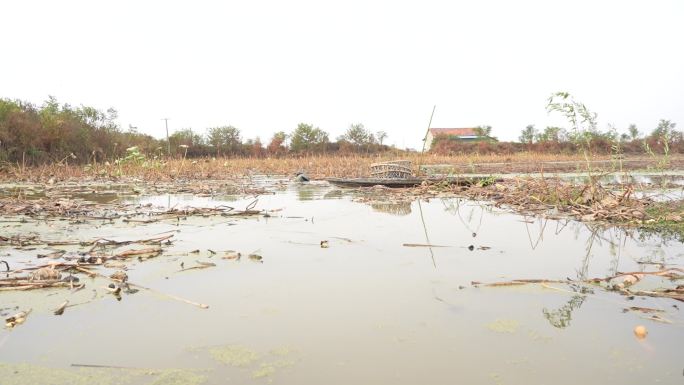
(640, 200, 684, 241)
(1, 93, 684, 384)
(1, 174, 683, 384)
(203, 345, 299, 379)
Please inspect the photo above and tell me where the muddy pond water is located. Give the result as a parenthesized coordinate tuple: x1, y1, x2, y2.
(1, 181, 683, 385)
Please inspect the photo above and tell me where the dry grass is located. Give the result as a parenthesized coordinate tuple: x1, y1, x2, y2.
(1, 152, 681, 183)
(463, 177, 650, 222)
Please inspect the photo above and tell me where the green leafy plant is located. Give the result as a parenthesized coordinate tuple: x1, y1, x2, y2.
(546, 92, 601, 174)
(546, 92, 598, 148)
(607, 124, 623, 173)
(118, 146, 145, 164)
(643, 134, 671, 172)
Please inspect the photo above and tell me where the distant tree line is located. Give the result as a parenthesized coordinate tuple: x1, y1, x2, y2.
(3, 95, 683, 163)
(0, 97, 159, 164)
(0, 97, 392, 164)
(432, 120, 684, 155)
(170, 122, 391, 157)
(431, 92, 683, 155)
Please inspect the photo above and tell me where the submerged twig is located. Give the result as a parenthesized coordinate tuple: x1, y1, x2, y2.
(53, 300, 69, 315)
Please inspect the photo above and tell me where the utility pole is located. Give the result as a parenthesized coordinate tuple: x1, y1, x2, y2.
(418, 105, 436, 177)
(162, 118, 170, 156)
(420, 105, 436, 154)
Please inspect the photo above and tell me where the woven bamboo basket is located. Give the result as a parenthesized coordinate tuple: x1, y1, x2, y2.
(369, 160, 413, 179)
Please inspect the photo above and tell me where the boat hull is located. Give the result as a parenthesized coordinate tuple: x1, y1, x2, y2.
(326, 177, 498, 188)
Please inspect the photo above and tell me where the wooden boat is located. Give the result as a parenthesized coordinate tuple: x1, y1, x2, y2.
(326, 176, 500, 188)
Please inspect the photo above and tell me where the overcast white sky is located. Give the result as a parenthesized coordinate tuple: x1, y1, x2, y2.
(2, 0, 683, 149)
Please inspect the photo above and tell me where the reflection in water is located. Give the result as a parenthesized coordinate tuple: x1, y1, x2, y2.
(418, 200, 436, 268)
(297, 188, 315, 201)
(370, 201, 412, 216)
(543, 225, 604, 330)
(441, 198, 488, 238)
(542, 291, 588, 329)
(595, 226, 629, 277)
(524, 217, 549, 250)
(322, 190, 344, 200)
(642, 247, 667, 265)
(3, 185, 683, 385)
(576, 229, 599, 281)
(436, 196, 681, 332)
(72, 192, 120, 204)
(210, 194, 241, 203)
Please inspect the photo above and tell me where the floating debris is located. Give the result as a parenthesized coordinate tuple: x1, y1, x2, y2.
(472, 267, 684, 302)
(623, 306, 664, 314)
(633, 325, 648, 340)
(30, 267, 61, 281)
(37, 250, 66, 259)
(104, 284, 122, 296)
(53, 300, 69, 316)
(403, 243, 450, 248)
(294, 172, 310, 182)
(178, 261, 216, 272)
(6, 309, 32, 328)
(222, 251, 241, 260)
(110, 271, 128, 282)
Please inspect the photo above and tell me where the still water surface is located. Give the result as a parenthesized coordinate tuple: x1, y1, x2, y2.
(1, 182, 682, 384)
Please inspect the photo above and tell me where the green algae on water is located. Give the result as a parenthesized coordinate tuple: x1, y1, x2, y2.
(208, 345, 260, 367)
(0, 363, 133, 385)
(486, 319, 520, 334)
(252, 363, 277, 379)
(269, 346, 295, 357)
(0, 363, 208, 385)
(251, 359, 296, 379)
(147, 369, 207, 385)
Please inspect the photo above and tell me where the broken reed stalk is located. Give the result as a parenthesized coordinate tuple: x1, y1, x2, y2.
(473, 267, 684, 302)
(127, 282, 209, 309)
(0, 282, 70, 291)
(475, 268, 684, 288)
(114, 247, 163, 259)
(54, 300, 69, 315)
(84, 269, 210, 310)
(403, 243, 450, 248)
